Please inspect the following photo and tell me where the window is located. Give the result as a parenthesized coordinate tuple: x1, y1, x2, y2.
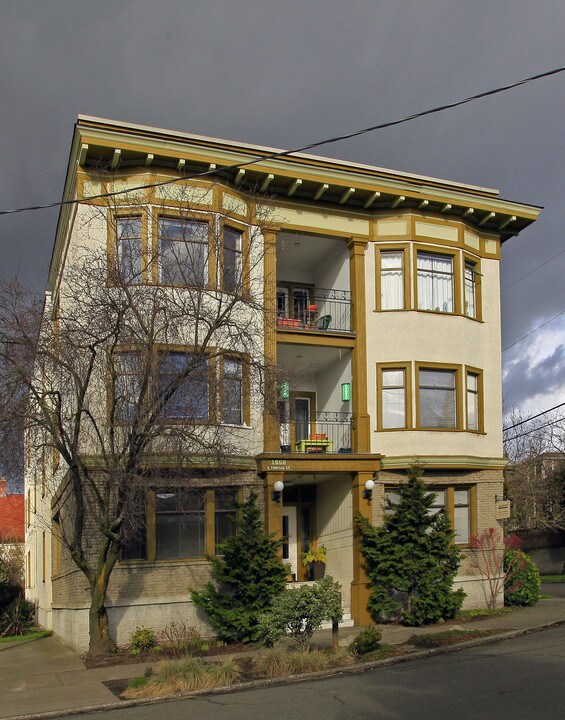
(380, 368, 407, 429)
(385, 486, 473, 544)
(158, 217, 208, 286)
(466, 371, 481, 431)
(120, 487, 240, 561)
(116, 217, 142, 284)
(156, 489, 206, 559)
(214, 489, 238, 553)
(417, 252, 454, 312)
(418, 368, 457, 429)
(114, 352, 142, 421)
(380, 250, 405, 310)
(157, 351, 209, 422)
(222, 357, 243, 425)
(223, 227, 243, 293)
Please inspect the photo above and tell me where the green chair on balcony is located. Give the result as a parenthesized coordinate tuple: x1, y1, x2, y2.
(316, 315, 332, 331)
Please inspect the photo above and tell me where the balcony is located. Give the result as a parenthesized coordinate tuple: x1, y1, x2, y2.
(279, 410, 352, 454)
(276, 287, 352, 334)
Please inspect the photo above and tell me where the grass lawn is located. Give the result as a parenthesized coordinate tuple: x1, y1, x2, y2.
(0, 630, 52, 644)
(540, 575, 565, 582)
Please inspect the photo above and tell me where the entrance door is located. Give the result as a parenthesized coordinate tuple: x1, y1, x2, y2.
(282, 507, 298, 580)
(294, 396, 311, 443)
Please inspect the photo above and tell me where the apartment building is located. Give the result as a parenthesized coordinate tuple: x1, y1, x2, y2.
(25, 116, 540, 651)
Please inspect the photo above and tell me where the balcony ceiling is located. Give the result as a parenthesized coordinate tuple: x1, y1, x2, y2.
(277, 344, 349, 374)
(277, 232, 345, 272)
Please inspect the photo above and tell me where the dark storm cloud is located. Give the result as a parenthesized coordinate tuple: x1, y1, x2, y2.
(504, 343, 565, 413)
(1, 0, 564, 411)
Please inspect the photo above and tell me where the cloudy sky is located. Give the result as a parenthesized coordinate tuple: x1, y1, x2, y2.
(1, 0, 564, 418)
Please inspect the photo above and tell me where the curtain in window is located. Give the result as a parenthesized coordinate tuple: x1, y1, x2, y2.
(419, 369, 456, 428)
(382, 369, 406, 428)
(223, 227, 242, 293)
(380, 251, 404, 310)
(417, 253, 453, 312)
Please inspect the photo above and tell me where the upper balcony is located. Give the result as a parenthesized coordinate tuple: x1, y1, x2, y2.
(276, 231, 352, 336)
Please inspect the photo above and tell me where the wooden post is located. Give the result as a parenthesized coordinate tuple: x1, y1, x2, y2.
(350, 471, 374, 626)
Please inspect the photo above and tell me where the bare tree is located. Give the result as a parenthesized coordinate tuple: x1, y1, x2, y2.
(504, 409, 565, 533)
(0, 183, 272, 654)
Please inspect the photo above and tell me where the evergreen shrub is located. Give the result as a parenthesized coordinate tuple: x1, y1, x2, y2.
(504, 549, 541, 606)
(191, 493, 287, 643)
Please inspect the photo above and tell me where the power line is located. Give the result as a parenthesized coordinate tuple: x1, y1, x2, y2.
(503, 415, 565, 443)
(1, 66, 564, 218)
(502, 247, 565, 292)
(503, 401, 565, 431)
(502, 308, 565, 353)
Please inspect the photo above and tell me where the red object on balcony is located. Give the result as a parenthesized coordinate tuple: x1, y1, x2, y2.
(277, 318, 301, 327)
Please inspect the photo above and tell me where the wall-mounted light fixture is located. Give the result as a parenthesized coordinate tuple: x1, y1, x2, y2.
(280, 382, 290, 400)
(341, 382, 351, 402)
(272, 480, 284, 503)
(363, 479, 375, 501)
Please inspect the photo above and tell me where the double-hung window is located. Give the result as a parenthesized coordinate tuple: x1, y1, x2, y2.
(116, 217, 142, 284)
(381, 368, 407, 429)
(466, 371, 480, 431)
(114, 352, 142, 421)
(214, 489, 238, 554)
(417, 252, 454, 313)
(419, 368, 457, 429)
(464, 260, 478, 319)
(223, 227, 243, 293)
(155, 489, 206, 559)
(158, 217, 209, 286)
(157, 351, 209, 422)
(222, 357, 243, 425)
(380, 250, 405, 310)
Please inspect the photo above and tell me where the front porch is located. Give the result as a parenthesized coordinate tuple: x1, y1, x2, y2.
(257, 455, 382, 626)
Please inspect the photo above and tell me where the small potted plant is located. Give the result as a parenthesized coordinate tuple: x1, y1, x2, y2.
(302, 545, 327, 580)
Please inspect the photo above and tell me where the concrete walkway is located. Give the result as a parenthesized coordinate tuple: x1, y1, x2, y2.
(2, 597, 565, 720)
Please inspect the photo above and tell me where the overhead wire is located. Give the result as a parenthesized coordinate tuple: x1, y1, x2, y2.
(503, 401, 565, 432)
(1, 66, 564, 218)
(502, 309, 565, 352)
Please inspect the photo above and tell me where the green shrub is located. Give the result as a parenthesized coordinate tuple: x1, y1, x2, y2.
(257, 576, 343, 650)
(504, 549, 541, 606)
(191, 493, 287, 643)
(130, 626, 157, 652)
(0, 596, 34, 637)
(348, 626, 382, 655)
(356, 465, 465, 626)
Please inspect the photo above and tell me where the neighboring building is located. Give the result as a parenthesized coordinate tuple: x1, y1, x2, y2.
(0, 478, 24, 588)
(26, 116, 541, 651)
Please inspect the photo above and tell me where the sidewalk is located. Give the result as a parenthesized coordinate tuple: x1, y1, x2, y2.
(2, 597, 565, 720)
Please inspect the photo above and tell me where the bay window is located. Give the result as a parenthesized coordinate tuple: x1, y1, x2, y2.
(222, 357, 243, 425)
(417, 252, 454, 313)
(116, 216, 142, 284)
(464, 260, 479, 319)
(223, 227, 243, 293)
(418, 367, 457, 429)
(380, 250, 405, 310)
(158, 217, 209, 286)
(380, 367, 408, 429)
(157, 351, 209, 422)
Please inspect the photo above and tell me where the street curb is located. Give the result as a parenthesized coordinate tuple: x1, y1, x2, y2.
(6, 620, 565, 720)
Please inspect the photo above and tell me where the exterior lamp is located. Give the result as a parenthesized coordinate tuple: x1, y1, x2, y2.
(280, 381, 290, 399)
(363, 479, 375, 501)
(272, 480, 284, 503)
(341, 383, 351, 402)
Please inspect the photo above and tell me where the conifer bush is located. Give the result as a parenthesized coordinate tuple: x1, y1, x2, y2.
(504, 549, 541, 606)
(356, 465, 465, 626)
(191, 493, 287, 643)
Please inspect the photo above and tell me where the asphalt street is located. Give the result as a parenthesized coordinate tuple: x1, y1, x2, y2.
(58, 623, 565, 720)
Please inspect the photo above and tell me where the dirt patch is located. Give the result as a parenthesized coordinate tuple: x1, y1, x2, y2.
(84, 642, 255, 668)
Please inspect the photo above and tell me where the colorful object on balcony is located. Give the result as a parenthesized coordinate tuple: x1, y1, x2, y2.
(341, 382, 351, 402)
(280, 381, 290, 399)
(294, 438, 333, 453)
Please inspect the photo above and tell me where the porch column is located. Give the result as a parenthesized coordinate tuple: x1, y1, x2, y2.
(351, 471, 373, 626)
(263, 472, 284, 558)
(348, 237, 371, 453)
(263, 229, 280, 453)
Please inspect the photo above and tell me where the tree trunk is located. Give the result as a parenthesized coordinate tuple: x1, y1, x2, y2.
(88, 567, 117, 656)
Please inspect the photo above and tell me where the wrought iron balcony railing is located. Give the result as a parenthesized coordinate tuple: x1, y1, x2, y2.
(276, 288, 352, 333)
(279, 411, 353, 454)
